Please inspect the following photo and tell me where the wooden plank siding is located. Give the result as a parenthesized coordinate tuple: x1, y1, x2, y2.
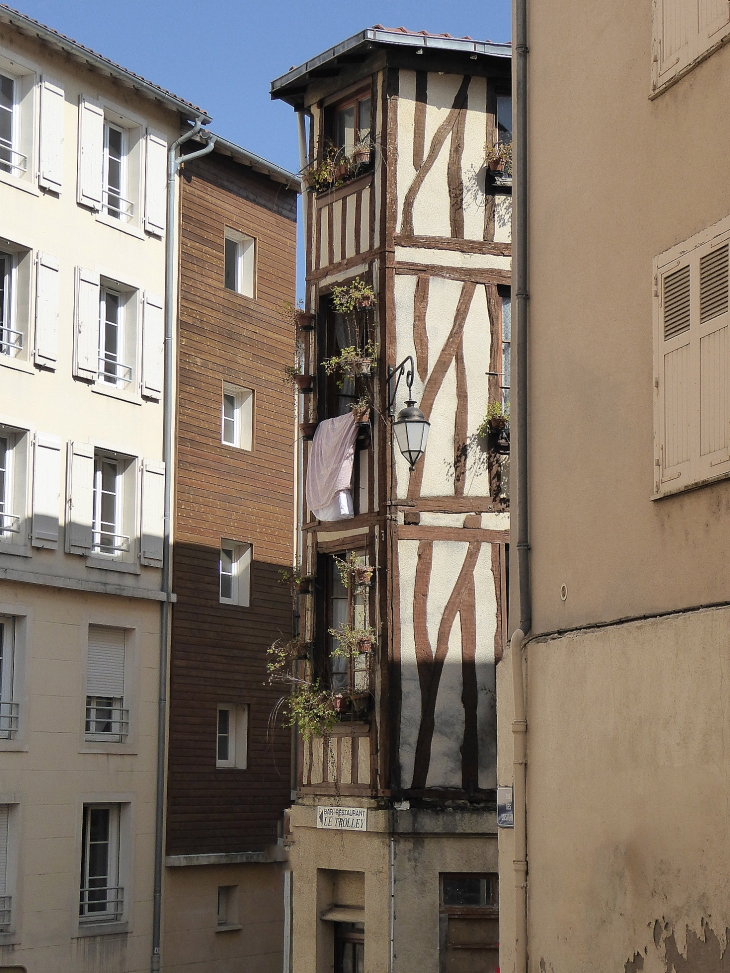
(166, 150, 297, 856)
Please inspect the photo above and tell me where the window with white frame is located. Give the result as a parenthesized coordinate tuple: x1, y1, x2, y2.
(0, 72, 24, 178)
(79, 804, 123, 923)
(224, 230, 256, 298)
(86, 626, 128, 743)
(222, 384, 254, 450)
(216, 703, 249, 769)
(0, 618, 17, 740)
(0, 805, 10, 932)
(0, 434, 18, 538)
(98, 285, 133, 387)
(219, 541, 252, 606)
(0, 240, 33, 362)
(103, 121, 130, 221)
(92, 453, 128, 556)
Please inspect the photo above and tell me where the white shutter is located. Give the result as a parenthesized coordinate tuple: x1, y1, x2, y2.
(77, 98, 103, 210)
(87, 626, 125, 697)
(32, 434, 62, 547)
(39, 78, 65, 193)
(144, 131, 167, 237)
(0, 805, 8, 895)
(34, 252, 60, 369)
(74, 267, 100, 381)
(142, 292, 164, 400)
(66, 441, 94, 554)
(140, 460, 165, 566)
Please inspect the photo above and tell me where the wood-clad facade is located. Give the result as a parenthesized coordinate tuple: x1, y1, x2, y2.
(272, 27, 511, 973)
(162, 142, 298, 973)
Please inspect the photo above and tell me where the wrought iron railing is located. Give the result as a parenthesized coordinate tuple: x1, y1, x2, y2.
(0, 136, 27, 175)
(97, 355, 133, 386)
(85, 702, 129, 742)
(79, 885, 124, 922)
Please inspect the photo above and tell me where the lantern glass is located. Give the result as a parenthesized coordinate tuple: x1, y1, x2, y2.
(393, 405, 430, 470)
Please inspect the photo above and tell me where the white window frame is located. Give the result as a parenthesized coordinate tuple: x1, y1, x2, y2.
(0, 49, 39, 195)
(102, 120, 132, 223)
(0, 617, 17, 740)
(216, 703, 249, 770)
(0, 424, 29, 555)
(0, 70, 25, 179)
(0, 250, 18, 358)
(0, 237, 33, 369)
(219, 541, 252, 606)
(224, 229, 256, 298)
(85, 626, 128, 744)
(98, 285, 132, 388)
(79, 803, 122, 924)
(92, 453, 128, 556)
(222, 384, 254, 450)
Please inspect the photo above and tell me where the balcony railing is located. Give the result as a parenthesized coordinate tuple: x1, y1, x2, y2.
(85, 703, 129, 742)
(0, 700, 19, 739)
(102, 187, 134, 221)
(0, 327, 23, 354)
(0, 512, 20, 535)
(97, 355, 133, 386)
(79, 885, 124, 922)
(92, 530, 130, 555)
(0, 894, 11, 930)
(0, 137, 27, 175)
(298, 722, 375, 796)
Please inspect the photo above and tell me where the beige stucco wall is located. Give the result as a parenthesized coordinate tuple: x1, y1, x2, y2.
(162, 863, 285, 973)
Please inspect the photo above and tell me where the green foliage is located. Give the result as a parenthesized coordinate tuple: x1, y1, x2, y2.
(321, 341, 377, 388)
(266, 638, 310, 679)
(485, 139, 513, 175)
(284, 681, 339, 740)
(328, 624, 377, 658)
(477, 401, 510, 440)
(331, 277, 375, 314)
(334, 551, 374, 590)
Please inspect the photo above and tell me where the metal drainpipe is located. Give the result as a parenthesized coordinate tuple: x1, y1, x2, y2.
(513, 0, 530, 966)
(151, 118, 216, 973)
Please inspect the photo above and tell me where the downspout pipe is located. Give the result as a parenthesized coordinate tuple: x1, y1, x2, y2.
(152, 118, 216, 973)
(511, 629, 528, 973)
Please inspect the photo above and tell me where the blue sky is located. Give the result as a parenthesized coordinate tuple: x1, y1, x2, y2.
(15, 0, 511, 174)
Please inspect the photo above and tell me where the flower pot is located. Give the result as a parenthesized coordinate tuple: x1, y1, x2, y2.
(352, 147, 371, 165)
(294, 374, 315, 393)
(297, 577, 313, 595)
(355, 359, 373, 376)
(351, 408, 370, 425)
(488, 416, 508, 431)
(355, 294, 374, 309)
(296, 310, 315, 331)
(300, 421, 318, 441)
(488, 158, 506, 172)
(335, 162, 349, 180)
(356, 637, 373, 654)
(353, 566, 373, 586)
(334, 694, 347, 714)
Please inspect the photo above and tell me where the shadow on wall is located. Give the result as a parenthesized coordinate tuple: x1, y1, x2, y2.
(166, 542, 295, 857)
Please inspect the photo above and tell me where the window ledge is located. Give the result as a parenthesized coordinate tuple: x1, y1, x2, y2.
(75, 920, 128, 939)
(79, 744, 137, 755)
(0, 542, 32, 559)
(0, 169, 39, 197)
(0, 740, 28, 752)
(85, 556, 141, 575)
(91, 383, 142, 406)
(215, 924, 242, 934)
(0, 931, 19, 945)
(0, 355, 34, 375)
(94, 213, 145, 240)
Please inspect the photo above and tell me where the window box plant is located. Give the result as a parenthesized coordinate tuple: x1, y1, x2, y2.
(296, 310, 315, 332)
(322, 341, 378, 388)
(350, 398, 371, 425)
(485, 140, 513, 175)
(335, 551, 374, 591)
(352, 139, 372, 166)
(329, 624, 377, 657)
(331, 277, 375, 314)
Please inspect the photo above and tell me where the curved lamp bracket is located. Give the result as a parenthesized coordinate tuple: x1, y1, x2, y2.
(387, 355, 416, 416)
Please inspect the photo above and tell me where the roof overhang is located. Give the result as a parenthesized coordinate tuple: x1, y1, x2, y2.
(203, 134, 301, 192)
(271, 26, 511, 107)
(0, 4, 211, 124)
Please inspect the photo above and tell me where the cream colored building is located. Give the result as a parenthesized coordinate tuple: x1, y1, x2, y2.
(499, 1, 730, 971)
(0, 9, 208, 972)
(272, 27, 511, 973)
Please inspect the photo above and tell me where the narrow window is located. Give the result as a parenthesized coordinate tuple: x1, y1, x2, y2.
(333, 91, 371, 156)
(216, 703, 249, 769)
(222, 384, 253, 450)
(0, 617, 17, 739)
(0, 805, 9, 931)
(80, 804, 122, 922)
(92, 454, 127, 555)
(98, 287, 131, 386)
(219, 541, 252, 606)
(217, 885, 238, 927)
(0, 251, 20, 357)
(224, 230, 256, 298)
(0, 434, 18, 537)
(496, 94, 512, 145)
(0, 74, 23, 176)
(86, 626, 127, 742)
(103, 122, 130, 221)
(499, 287, 511, 411)
(334, 922, 365, 973)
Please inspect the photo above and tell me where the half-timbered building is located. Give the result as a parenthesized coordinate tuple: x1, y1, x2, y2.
(271, 26, 511, 973)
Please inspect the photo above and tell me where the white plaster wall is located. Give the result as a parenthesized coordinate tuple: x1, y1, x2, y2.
(462, 75, 489, 241)
(410, 73, 462, 237)
(398, 538, 420, 788)
(495, 195, 513, 243)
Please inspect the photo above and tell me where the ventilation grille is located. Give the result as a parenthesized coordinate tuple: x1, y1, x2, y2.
(664, 265, 691, 340)
(700, 244, 729, 324)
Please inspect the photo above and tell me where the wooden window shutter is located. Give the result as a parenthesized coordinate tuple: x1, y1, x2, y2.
(76, 98, 104, 210)
(140, 460, 165, 566)
(34, 252, 60, 369)
(0, 806, 7, 895)
(87, 626, 125, 698)
(696, 241, 730, 479)
(699, 0, 730, 47)
(74, 267, 100, 381)
(144, 132, 167, 237)
(32, 433, 62, 548)
(66, 441, 94, 554)
(653, 0, 730, 90)
(39, 78, 64, 193)
(142, 292, 164, 400)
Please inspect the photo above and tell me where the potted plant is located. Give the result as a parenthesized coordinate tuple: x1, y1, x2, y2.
(267, 637, 312, 680)
(331, 277, 376, 314)
(478, 401, 510, 437)
(329, 624, 377, 657)
(322, 341, 378, 388)
(485, 140, 513, 175)
(284, 681, 339, 740)
(352, 138, 372, 166)
(350, 398, 371, 425)
(335, 551, 375, 590)
(278, 568, 314, 599)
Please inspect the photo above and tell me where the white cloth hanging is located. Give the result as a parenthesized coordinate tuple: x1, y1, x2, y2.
(306, 413, 358, 521)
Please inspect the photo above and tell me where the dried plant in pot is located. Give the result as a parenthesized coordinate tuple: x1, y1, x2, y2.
(331, 277, 376, 314)
(329, 624, 377, 658)
(335, 551, 374, 591)
(350, 397, 371, 425)
(352, 139, 372, 166)
(485, 140, 513, 175)
(296, 309, 315, 332)
(322, 342, 378, 388)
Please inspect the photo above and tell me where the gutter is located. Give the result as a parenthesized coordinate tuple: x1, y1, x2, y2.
(512, 0, 530, 965)
(151, 118, 216, 973)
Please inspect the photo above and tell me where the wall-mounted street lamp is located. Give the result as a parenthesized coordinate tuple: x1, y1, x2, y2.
(387, 356, 430, 471)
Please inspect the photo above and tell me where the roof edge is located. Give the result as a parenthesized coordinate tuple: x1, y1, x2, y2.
(204, 133, 301, 192)
(0, 4, 211, 123)
(271, 26, 511, 97)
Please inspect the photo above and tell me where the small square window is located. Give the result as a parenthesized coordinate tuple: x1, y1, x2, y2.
(222, 384, 253, 450)
(224, 229, 255, 298)
(216, 703, 248, 769)
(220, 541, 252, 606)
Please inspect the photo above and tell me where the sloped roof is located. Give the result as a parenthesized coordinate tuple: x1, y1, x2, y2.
(271, 24, 511, 106)
(0, 4, 211, 122)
